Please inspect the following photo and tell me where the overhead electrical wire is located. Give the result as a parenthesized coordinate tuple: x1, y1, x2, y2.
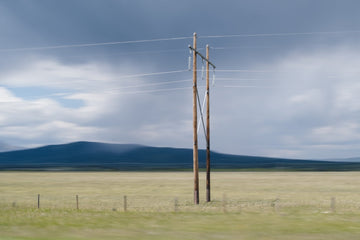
(2, 30, 360, 52)
(199, 30, 360, 39)
(1, 85, 197, 103)
(36, 70, 188, 84)
(25, 77, 196, 98)
(16, 70, 191, 86)
(0, 36, 192, 52)
(211, 46, 275, 51)
(104, 86, 193, 95)
(80, 79, 193, 92)
(118, 79, 192, 89)
(4, 29, 360, 98)
(216, 69, 360, 74)
(216, 69, 276, 73)
(101, 78, 204, 95)
(116, 69, 189, 78)
(217, 78, 267, 81)
(41, 48, 189, 60)
(221, 85, 280, 89)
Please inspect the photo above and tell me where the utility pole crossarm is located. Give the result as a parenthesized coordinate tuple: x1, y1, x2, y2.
(188, 45, 216, 69)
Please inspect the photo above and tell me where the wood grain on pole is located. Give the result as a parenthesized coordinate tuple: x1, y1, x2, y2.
(192, 32, 199, 205)
(206, 44, 211, 202)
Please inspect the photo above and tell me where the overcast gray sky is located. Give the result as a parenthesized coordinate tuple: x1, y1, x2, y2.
(1, 0, 360, 159)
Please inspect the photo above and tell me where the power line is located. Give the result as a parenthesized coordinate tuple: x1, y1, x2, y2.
(0, 69, 192, 94)
(116, 70, 189, 79)
(102, 86, 192, 95)
(6, 70, 190, 86)
(118, 79, 192, 89)
(221, 85, 280, 89)
(58, 69, 189, 82)
(74, 48, 191, 60)
(51, 48, 188, 60)
(217, 69, 360, 74)
(82, 79, 193, 91)
(216, 69, 276, 73)
(195, 69, 271, 75)
(2, 30, 360, 52)
(212, 46, 276, 50)
(199, 30, 360, 39)
(216, 78, 267, 81)
(0, 85, 195, 103)
(7, 82, 288, 100)
(0, 36, 192, 52)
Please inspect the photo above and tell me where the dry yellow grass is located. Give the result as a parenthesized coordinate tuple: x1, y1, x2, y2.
(1, 171, 360, 239)
(1, 171, 360, 211)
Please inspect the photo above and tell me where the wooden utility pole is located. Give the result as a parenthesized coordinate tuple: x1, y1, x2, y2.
(189, 33, 215, 205)
(192, 32, 199, 205)
(206, 45, 211, 202)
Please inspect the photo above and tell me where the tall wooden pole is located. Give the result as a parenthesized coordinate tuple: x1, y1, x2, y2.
(192, 32, 199, 204)
(206, 45, 211, 202)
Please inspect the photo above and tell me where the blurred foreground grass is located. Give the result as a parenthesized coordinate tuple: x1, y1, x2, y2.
(1, 171, 360, 239)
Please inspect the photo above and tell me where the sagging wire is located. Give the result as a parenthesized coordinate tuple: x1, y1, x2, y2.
(0, 36, 193, 52)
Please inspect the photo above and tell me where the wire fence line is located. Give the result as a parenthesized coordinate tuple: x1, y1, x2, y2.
(1, 194, 360, 214)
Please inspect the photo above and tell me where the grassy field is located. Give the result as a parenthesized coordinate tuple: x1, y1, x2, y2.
(1, 171, 360, 239)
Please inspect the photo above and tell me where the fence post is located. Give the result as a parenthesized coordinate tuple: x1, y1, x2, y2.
(76, 195, 79, 210)
(222, 193, 227, 213)
(37, 194, 40, 209)
(174, 198, 178, 212)
(124, 195, 127, 212)
(271, 198, 280, 213)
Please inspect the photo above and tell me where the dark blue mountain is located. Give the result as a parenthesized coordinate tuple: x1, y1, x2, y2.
(1, 141, 360, 171)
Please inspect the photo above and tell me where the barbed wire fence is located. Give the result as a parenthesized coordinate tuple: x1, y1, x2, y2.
(2, 193, 360, 214)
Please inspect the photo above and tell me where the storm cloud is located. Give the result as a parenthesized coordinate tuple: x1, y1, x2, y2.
(1, 0, 360, 159)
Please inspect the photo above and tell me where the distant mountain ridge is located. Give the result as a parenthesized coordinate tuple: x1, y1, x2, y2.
(1, 141, 360, 171)
(0, 141, 22, 153)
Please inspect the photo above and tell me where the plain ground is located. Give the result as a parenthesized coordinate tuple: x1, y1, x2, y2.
(1, 171, 360, 239)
